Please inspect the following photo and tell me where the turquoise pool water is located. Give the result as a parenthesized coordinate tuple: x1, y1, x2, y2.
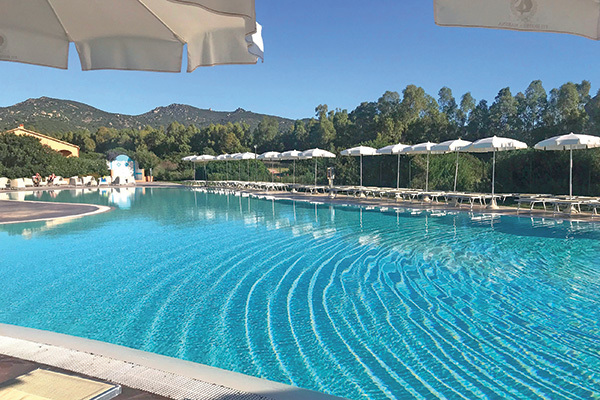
(1, 188, 599, 399)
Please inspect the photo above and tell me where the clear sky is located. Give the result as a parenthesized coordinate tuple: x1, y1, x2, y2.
(1, 0, 600, 120)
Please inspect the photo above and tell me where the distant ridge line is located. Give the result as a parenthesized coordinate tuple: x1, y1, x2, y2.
(0, 97, 294, 135)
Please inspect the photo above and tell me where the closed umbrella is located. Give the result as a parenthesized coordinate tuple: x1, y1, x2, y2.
(280, 150, 304, 185)
(431, 139, 472, 192)
(258, 151, 281, 182)
(300, 148, 336, 187)
(534, 132, 600, 198)
(434, 0, 600, 40)
(0, 0, 263, 72)
(340, 146, 378, 187)
(377, 143, 410, 189)
(463, 136, 527, 208)
(401, 142, 438, 191)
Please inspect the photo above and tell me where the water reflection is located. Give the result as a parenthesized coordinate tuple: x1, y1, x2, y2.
(2, 187, 600, 246)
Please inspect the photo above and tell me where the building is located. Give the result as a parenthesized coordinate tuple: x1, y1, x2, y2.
(3, 125, 80, 157)
(108, 154, 144, 182)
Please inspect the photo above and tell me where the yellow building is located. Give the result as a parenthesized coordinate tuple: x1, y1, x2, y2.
(3, 125, 80, 157)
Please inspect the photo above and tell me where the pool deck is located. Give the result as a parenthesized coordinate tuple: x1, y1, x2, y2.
(0, 199, 112, 224)
(223, 187, 600, 223)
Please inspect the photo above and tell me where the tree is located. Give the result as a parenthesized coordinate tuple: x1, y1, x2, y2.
(134, 149, 161, 174)
(438, 86, 458, 122)
(489, 87, 517, 137)
(466, 100, 489, 141)
(457, 92, 476, 128)
(253, 116, 280, 152)
(309, 104, 336, 149)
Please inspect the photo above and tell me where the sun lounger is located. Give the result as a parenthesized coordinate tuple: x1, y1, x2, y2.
(82, 176, 94, 186)
(0, 177, 9, 189)
(0, 369, 121, 400)
(9, 179, 25, 189)
(53, 177, 68, 186)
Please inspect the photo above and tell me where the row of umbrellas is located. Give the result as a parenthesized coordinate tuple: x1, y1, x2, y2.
(183, 133, 600, 202)
(183, 148, 336, 185)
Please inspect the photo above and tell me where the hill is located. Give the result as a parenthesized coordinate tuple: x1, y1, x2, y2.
(0, 97, 295, 135)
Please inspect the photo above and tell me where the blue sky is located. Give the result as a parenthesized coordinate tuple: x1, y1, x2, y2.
(1, 0, 600, 120)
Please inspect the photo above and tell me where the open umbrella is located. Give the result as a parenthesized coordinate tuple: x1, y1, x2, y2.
(228, 153, 242, 180)
(300, 148, 336, 187)
(463, 136, 527, 208)
(0, 0, 263, 72)
(340, 146, 378, 187)
(431, 139, 472, 192)
(192, 154, 215, 181)
(434, 0, 600, 40)
(280, 150, 304, 185)
(257, 151, 281, 182)
(216, 154, 229, 180)
(534, 132, 600, 198)
(401, 142, 438, 191)
(182, 155, 198, 180)
(376, 143, 410, 189)
(234, 152, 257, 181)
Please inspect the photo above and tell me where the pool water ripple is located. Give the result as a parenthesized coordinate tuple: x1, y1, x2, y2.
(1, 188, 599, 400)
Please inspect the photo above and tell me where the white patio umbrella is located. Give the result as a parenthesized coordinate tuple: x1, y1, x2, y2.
(434, 0, 600, 40)
(280, 150, 304, 184)
(462, 136, 528, 208)
(0, 0, 263, 72)
(300, 148, 336, 187)
(431, 139, 472, 192)
(216, 154, 229, 180)
(340, 146, 378, 187)
(193, 154, 215, 181)
(377, 143, 410, 189)
(535, 133, 600, 198)
(182, 155, 198, 180)
(228, 153, 242, 180)
(257, 151, 281, 182)
(401, 142, 438, 191)
(234, 152, 257, 181)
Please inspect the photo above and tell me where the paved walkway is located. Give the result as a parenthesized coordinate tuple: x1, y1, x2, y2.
(0, 199, 110, 224)
(0, 354, 170, 399)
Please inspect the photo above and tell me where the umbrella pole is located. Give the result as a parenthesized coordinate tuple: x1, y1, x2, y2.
(492, 149, 496, 197)
(204, 163, 207, 182)
(226, 160, 229, 181)
(570, 147, 573, 199)
(193, 162, 197, 182)
(247, 159, 250, 182)
(396, 154, 400, 190)
(426, 152, 430, 192)
(293, 160, 296, 185)
(488, 149, 498, 209)
(314, 158, 317, 187)
(239, 162, 241, 181)
(360, 154, 363, 187)
(454, 150, 459, 192)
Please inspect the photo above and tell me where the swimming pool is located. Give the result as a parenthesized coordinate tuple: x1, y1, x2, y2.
(1, 188, 599, 399)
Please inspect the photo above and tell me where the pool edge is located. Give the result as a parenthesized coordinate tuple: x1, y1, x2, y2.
(0, 323, 346, 400)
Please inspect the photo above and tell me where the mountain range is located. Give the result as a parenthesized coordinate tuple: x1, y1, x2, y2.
(0, 97, 295, 135)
